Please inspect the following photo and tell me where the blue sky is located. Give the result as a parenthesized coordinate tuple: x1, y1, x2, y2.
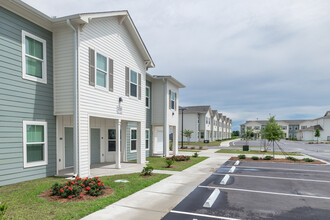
(23, 0, 330, 130)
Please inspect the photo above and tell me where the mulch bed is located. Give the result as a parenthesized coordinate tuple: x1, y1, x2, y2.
(39, 186, 113, 203)
(230, 157, 326, 164)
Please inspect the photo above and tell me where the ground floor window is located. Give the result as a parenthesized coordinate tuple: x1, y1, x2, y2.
(130, 128, 137, 152)
(145, 129, 150, 150)
(23, 121, 48, 168)
(201, 131, 204, 139)
(108, 129, 116, 151)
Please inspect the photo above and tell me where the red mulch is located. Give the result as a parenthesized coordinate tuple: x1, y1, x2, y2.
(230, 157, 326, 164)
(39, 186, 113, 203)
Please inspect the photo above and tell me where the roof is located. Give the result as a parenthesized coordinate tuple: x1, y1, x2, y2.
(2, 1, 155, 68)
(147, 74, 185, 88)
(179, 106, 211, 114)
(241, 119, 308, 126)
(212, 110, 219, 119)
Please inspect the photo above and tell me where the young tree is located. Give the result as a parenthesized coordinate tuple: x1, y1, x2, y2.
(183, 129, 194, 143)
(242, 128, 254, 146)
(261, 116, 285, 159)
(315, 128, 320, 144)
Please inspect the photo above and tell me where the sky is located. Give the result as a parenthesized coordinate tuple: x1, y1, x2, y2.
(23, 0, 330, 131)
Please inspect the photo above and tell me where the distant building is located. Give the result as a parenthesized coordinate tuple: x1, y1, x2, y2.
(240, 111, 330, 141)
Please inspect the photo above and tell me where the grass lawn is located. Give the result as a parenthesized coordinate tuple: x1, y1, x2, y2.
(179, 141, 221, 147)
(178, 149, 201, 152)
(215, 149, 303, 156)
(147, 156, 208, 171)
(0, 173, 169, 220)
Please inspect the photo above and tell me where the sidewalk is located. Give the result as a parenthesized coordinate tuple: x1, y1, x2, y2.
(220, 139, 240, 147)
(82, 149, 230, 220)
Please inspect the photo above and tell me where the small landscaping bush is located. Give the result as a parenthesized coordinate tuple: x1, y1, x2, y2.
(238, 154, 246, 159)
(141, 164, 154, 176)
(199, 146, 203, 150)
(303, 158, 314, 162)
(165, 157, 174, 168)
(183, 146, 188, 149)
(0, 202, 7, 220)
(251, 156, 259, 160)
(263, 156, 273, 160)
(51, 176, 105, 198)
(287, 156, 299, 161)
(192, 152, 199, 158)
(172, 155, 190, 161)
(191, 146, 195, 149)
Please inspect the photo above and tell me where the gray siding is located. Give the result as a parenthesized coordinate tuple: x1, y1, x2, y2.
(126, 122, 137, 161)
(0, 6, 55, 186)
(146, 80, 152, 157)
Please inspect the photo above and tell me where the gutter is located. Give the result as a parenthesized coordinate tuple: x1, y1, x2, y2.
(66, 19, 79, 177)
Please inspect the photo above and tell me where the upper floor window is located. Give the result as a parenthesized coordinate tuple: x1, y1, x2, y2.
(171, 91, 176, 110)
(23, 121, 48, 168)
(301, 126, 307, 129)
(146, 86, 150, 108)
(282, 126, 287, 130)
(96, 52, 108, 89)
(22, 31, 47, 84)
(130, 70, 138, 97)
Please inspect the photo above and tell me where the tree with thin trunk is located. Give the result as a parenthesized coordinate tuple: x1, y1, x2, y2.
(183, 129, 194, 144)
(243, 128, 253, 146)
(261, 116, 285, 159)
(315, 128, 320, 144)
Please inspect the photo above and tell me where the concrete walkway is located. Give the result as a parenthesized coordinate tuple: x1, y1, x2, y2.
(219, 139, 240, 147)
(82, 149, 230, 220)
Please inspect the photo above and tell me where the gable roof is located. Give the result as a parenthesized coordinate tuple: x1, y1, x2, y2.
(147, 74, 185, 88)
(180, 105, 212, 114)
(300, 125, 323, 131)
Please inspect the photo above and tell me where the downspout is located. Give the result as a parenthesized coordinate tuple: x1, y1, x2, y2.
(163, 78, 168, 157)
(66, 19, 78, 177)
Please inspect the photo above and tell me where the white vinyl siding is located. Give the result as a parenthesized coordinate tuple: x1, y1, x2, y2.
(130, 128, 137, 152)
(95, 52, 108, 89)
(23, 121, 48, 168)
(22, 31, 47, 84)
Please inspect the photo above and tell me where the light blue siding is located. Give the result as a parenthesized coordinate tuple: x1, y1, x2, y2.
(0, 6, 55, 186)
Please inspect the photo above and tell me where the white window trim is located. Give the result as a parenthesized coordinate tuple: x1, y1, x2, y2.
(145, 129, 150, 150)
(170, 91, 176, 110)
(22, 30, 47, 84)
(95, 51, 109, 91)
(23, 121, 48, 168)
(130, 128, 137, 153)
(146, 86, 150, 108)
(129, 69, 138, 99)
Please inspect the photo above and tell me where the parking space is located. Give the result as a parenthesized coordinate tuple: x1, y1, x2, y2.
(162, 160, 330, 220)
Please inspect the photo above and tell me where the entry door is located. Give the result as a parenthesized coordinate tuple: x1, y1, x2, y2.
(156, 131, 163, 154)
(65, 127, 73, 168)
(106, 129, 116, 162)
(90, 128, 101, 164)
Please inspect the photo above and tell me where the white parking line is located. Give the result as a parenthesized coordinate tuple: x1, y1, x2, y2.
(213, 172, 330, 183)
(236, 165, 330, 173)
(170, 210, 241, 220)
(198, 185, 330, 200)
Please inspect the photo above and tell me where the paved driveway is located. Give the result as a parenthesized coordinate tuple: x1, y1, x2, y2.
(162, 160, 330, 220)
(232, 139, 330, 162)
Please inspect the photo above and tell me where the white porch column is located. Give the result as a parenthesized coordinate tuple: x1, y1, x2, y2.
(121, 121, 127, 162)
(173, 126, 178, 155)
(137, 121, 146, 164)
(163, 124, 169, 157)
(115, 119, 121, 169)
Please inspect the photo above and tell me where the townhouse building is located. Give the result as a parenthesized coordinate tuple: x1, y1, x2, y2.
(0, 1, 184, 186)
(179, 106, 232, 142)
(240, 111, 330, 141)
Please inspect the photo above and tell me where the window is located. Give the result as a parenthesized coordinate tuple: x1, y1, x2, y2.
(108, 129, 116, 152)
(171, 91, 175, 110)
(247, 126, 252, 130)
(23, 121, 48, 168)
(130, 70, 138, 97)
(201, 131, 204, 139)
(255, 126, 260, 130)
(96, 52, 108, 89)
(145, 129, 150, 150)
(22, 31, 47, 83)
(146, 86, 150, 108)
(282, 126, 287, 130)
(301, 126, 307, 129)
(130, 128, 137, 152)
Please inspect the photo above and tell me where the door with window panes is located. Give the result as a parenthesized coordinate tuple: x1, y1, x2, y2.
(106, 129, 116, 162)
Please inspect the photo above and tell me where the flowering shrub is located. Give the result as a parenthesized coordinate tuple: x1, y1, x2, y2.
(165, 157, 174, 168)
(172, 155, 190, 161)
(51, 177, 105, 198)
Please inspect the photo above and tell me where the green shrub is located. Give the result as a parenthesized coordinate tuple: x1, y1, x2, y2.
(165, 157, 174, 168)
(192, 152, 199, 158)
(191, 146, 195, 149)
(0, 202, 7, 220)
(287, 156, 299, 161)
(251, 156, 259, 160)
(199, 146, 203, 150)
(141, 164, 154, 176)
(238, 154, 246, 159)
(169, 142, 173, 151)
(303, 158, 314, 162)
(263, 156, 273, 160)
(173, 155, 190, 161)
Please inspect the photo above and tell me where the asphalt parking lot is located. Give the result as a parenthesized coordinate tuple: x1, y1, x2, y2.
(162, 160, 330, 220)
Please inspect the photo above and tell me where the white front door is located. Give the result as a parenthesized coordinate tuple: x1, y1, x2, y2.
(156, 131, 163, 154)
